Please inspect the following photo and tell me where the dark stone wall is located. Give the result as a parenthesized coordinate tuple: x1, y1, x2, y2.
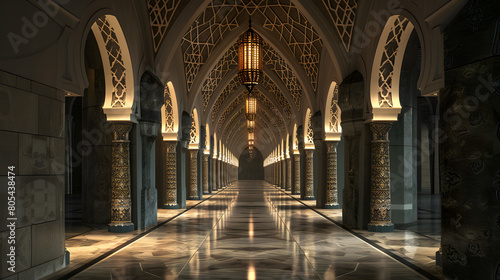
(441, 1, 500, 278)
(238, 148, 264, 180)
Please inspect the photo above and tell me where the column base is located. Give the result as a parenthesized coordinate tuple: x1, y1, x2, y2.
(302, 196, 315, 200)
(367, 222, 394, 232)
(203, 192, 211, 195)
(163, 203, 179, 209)
(292, 191, 301, 195)
(285, 187, 291, 191)
(188, 196, 201, 200)
(108, 222, 135, 233)
(324, 204, 341, 209)
(436, 250, 442, 267)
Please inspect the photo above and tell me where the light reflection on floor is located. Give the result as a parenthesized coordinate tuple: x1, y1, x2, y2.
(52, 181, 443, 279)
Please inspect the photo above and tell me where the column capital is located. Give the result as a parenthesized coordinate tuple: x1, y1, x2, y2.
(369, 122, 392, 141)
(111, 122, 133, 141)
(164, 141, 178, 153)
(325, 141, 339, 153)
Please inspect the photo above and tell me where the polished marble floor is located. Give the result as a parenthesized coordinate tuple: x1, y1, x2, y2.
(50, 181, 442, 279)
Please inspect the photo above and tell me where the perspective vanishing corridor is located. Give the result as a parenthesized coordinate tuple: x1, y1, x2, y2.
(1, 1, 499, 280)
(61, 181, 427, 279)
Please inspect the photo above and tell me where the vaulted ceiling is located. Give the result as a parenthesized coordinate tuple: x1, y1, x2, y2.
(147, 0, 358, 157)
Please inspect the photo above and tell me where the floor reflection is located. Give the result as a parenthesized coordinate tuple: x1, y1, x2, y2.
(66, 181, 433, 280)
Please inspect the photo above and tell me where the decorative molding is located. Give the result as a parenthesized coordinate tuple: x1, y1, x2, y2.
(95, 16, 127, 108)
(306, 112, 314, 145)
(164, 141, 178, 208)
(368, 122, 394, 232)
(321, 0, 358, 51)
(147, 0, 182, 52)
(212, 77, 240, 122)
(109, 122, 134, 232)
(188, 150, 199, 199)
(164, 85, 175, 133)
(378, 16, 410, 108)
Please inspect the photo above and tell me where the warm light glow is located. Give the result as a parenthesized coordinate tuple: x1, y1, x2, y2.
(246, 94, 257, 121)
(248, 261, 256, 280)
(247, 120, 255, 129)
(238, 18, 263, 93)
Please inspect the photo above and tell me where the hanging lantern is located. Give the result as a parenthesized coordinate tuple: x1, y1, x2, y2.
(248, 143, 254, 156)
(247, 120, 255, 129)
(248, 130, 255, 141)
(238, 18, 263, 93)
(246, 93, 257, 121)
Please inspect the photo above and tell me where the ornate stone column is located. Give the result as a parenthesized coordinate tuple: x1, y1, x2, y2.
(368, 122, 394, 232)
(212, 157, 217, 191)
(293, 154, 300, 194)
(202, 153, 210, 194)
(109, 122, 134, 233)
(163, 141, 178, 208)
(281, 158, 286, 189)
(140, 121, 160, 228)
(188, 149, 199, 199)
(325, 141, 340, 209)
(303, 149, 314, 200)
(286, 157, 292, 191)
(277, 161, 280, 187)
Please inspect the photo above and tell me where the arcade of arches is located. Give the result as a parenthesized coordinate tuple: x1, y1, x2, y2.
(0, 0, 499, 279)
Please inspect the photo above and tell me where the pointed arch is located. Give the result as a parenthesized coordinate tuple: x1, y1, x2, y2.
(90, 15, 135, 122)
(325, 81, 342, 141)
(304, 108, 314, 149)
(189, 108, 200, 149)
(204, 123, 211, 154)
(162, 81, 180, 140)
(369, 15, 415, 121)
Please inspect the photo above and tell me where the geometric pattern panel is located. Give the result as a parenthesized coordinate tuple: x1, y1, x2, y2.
(321, 0, 358, 51)
(148, 0, 183, 52)
(190, 112, 197, 144)
(328, 84, 341, 132)
(263, 43, 302, 111)
(261, 75, 292, 120)
(164, 85, 175, 133)
(306, 111, 314, 144)
(379, 16, 410, 108)
(203, 44, 238, 111)
(96, 16, 127, 108)
(181, 0, 322, 93)
(254, 90, 285, 129)
(221, 106, 245, 136)
(212, 77, 241, 122)
(260, 1, 322, 91)
(218, 94, 246, 128)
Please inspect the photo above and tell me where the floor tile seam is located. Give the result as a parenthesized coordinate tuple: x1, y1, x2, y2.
(51, 186, 232, 280)
(263, 184, 324, 280)
(176, 185, 240, 278)
(273, 186, 441, 280)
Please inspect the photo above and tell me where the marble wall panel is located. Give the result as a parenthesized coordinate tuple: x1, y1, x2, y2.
(31, 220, 64, 267)
(0, 84, 38, 135)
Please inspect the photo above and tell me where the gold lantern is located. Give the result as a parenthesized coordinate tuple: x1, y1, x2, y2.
(238, 18, 263, 94)
(246, 93, 257, 121)
(247, 120, 255, 129)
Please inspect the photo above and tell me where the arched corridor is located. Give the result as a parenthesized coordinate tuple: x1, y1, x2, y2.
(1, 1, 499, 280)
